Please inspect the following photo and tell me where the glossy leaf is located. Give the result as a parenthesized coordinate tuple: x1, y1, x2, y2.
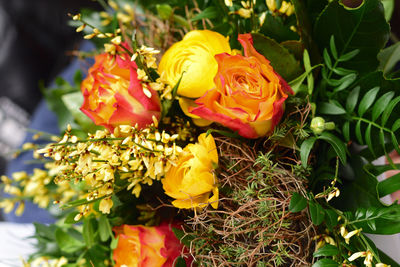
(252, 33, 302, 81)
(365, 123, 375, 158)
(378, 173, 400, 197)
(318, 132, 347, 164)
(83, 217, 96, 248)
(372, 91, 395, 121)
(313, 244, 340, 257)
(342, 121, 350, 142)
(312, 259, 339, 267)
(358, 87, 380, 116)
(382, 95, 400, 126)
(333, 73, 357, 92)
(55, 228, 85, 254)
(355, 120, 363, 144)
(260, 13, 299, 43)
(191, 6, 218, 21)
(319, 102, 346, 115)
(378, 42, 400, 75)
(314, 0, 389, 74)
(289, 192, 308, 212)
(300, 137, 317, 167)
(329, 35, 338, 60)
(346, 86, 360, 113)
(99, 215, 112, 242)
(309, 201, 325, 226)
(392, 118, 400, 132)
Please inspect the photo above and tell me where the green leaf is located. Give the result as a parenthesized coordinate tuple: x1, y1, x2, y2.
(382, 95, 400, 126)
(308, 201, 325, 226)
(289, 192, 308, 212)
(175, 257, 187, 267)
(43, 87, 77, 131)
(156, 4, 173, 20)
(289, 64, 321, 95)
(378, 172, 400, 197)
(335, 155, 382, 211)
(300, 137, 317, 167)
(329, 36, 338, 60)
(337, 49, 360, 62)
(64, 211, 81, 224)
(314, 0, 390, 74)
(372, 91, 395, 121)
(83, 217, 96, 248)
(358, 86, 380, 116)
(378, 42, 400, 75)
(110, 236, 119, 250)
(355, 120, 363, 144)
(318, 102, 346, 115)
(99, 215, 112, 242)
(259, 13, 299, 43)
(333, 73, 357, 92)
(318, 132, 347, 164)
(325, 209, 339, 229)
(346, 86, 360, 113)
(323, 49, 332, 69)
(391, 132, 400, 156)
(392, 118, 400, 132)
(172, 228, 194, 248)
(342, 121, 350, 142)
(55, 228, 85, 254)
(313, 244, 340, 257)
(191, 6, 218, 21)
(62, 92, 100, 133)
(252, 33, 302, 81)
(365, 123, 375, 158)
(332, 67, 355, 76)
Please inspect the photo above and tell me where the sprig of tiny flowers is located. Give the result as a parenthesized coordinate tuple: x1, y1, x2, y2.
(0, 169, 75, 216)
(36, 123, 183, 217)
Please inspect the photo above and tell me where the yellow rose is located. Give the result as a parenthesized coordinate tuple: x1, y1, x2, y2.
(162, 133, 219, 209)
(158, 30, 231, 98)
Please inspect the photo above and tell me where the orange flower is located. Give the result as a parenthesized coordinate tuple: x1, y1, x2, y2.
(113, 223, 190, 267)
(80, 45, 161, 132)
(190, 34, 293, 138)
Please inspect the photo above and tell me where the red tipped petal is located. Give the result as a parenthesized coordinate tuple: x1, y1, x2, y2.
(190, 106, 258, 138)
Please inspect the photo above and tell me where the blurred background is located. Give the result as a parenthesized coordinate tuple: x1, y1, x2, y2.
(0, 0, 100, 175)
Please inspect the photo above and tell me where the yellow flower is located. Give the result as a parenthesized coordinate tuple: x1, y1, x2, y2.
(162, 133, 219, 209)
(158, 30, 231, 98)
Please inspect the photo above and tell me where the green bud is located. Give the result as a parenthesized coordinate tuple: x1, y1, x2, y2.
(310, 117, 336, 134)
(311, 117, 325, 135)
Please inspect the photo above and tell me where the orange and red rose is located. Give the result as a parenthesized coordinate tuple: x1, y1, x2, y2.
(190, 33, 293, 138)
(80, 45, 161, 132)
(113, 223, 190, 267)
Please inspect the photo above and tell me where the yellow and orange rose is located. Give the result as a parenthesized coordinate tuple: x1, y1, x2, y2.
(162, 133, 219, 209)
(158, 30, 231, 98)
(190, 33, 293, 138)
(80, 44, 161, 132)
(113, 223, 190, 267)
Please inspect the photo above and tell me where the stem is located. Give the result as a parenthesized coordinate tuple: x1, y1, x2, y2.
(328, 205, 381, 263)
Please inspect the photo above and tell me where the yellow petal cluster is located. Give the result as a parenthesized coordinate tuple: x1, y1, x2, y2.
(162, 133, 219, 209)
(158, 30, 231, 98)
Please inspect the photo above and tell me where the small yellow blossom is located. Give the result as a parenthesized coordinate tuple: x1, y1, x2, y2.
(225, 0, 233, 6)
(237, 8, 252, 18)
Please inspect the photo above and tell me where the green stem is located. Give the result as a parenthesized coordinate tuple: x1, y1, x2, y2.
(352, 116, 392, 133)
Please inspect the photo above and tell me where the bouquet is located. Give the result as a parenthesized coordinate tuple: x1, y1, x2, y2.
(1, 0, 400, 266)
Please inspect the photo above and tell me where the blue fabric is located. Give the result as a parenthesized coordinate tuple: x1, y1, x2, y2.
(3, 41, 95, 223)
